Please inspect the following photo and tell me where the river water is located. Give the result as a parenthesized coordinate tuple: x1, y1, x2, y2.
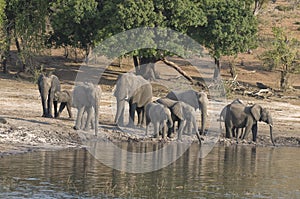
(0, 144, 299, 198)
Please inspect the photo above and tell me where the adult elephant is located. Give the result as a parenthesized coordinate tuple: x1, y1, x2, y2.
(37, 74, 61, 118)
(114, 73, 152, 127)
(72, 82, 101, 136)
(145, 102, 173, 138)
(166, 90, 208, 135)
(220, 99, 244, 138)
(156, 98, 201, 143)
(225, 103, 275, 146)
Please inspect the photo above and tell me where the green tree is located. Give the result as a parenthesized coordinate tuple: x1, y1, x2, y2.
(260, 27, 299, 90)
(2, 0, 50, 73)
(193, 0, 258, 80)
(0, 0, 6, 72)
(49, 0, 98, 61)
(97, 0, 206, 80)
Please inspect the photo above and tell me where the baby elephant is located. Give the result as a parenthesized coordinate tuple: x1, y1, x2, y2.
(145, 102, 173, 138)
(54, 90, 72, 118)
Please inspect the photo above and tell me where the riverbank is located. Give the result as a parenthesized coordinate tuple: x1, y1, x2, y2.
(1, 62, 300, 156)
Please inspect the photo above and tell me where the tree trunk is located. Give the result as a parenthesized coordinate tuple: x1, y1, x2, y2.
(213, 58, 221, 81)
(2, 25, 12, 73)
(133, 56, 139, 74)
(229, 60, 237, 79)
(280, 70, 289, 90)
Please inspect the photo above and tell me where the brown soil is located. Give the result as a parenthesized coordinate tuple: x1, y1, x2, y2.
(1, 0, 300, 156)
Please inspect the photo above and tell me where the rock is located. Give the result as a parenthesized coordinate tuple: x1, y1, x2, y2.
(0, 117, 7, 124)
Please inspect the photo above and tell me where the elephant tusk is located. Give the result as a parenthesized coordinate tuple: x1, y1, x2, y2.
(269, 124, 273, 127)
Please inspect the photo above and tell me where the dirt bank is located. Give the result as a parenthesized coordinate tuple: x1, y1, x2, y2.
(0, 69, 299, 157)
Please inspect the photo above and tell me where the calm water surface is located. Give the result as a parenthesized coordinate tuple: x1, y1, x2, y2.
(0, 143, 299, 198)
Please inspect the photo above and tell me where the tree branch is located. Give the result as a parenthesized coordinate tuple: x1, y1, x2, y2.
(161, 58, 195, 84)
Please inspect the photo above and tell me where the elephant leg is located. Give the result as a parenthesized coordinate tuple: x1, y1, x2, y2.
(53, 100, 58, 118)
(167, 125, 173, 138)
(66, 103, 72, 118)
(57, 102, 66, 118)
(252, 124, 258, 142)
(84, 107, 93, 131)
(128, 102, 137, 127)
(146, 124, 149, 136)
(154, 122, 159, 138)
(235, 128, 239, 144)
(74, 106, 85, 130)
(239, 128, 244, 139)
(162, 121, 167, 139)
(47, 92, 53, 117)
(177, 120, 186, 141)
(136, 108, 143, 127)
(41, 95, 48, 117)
(232, 128, 236, 138)
(241, 125, 252, 140)
(225, 122, 232, 138)
(187, 121, 193, 135)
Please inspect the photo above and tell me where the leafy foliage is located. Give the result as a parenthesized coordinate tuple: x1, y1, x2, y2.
(194, 0, 258, 61)
(261, 27, 298, 72)
(260, 27, 299, 89)
(97, 0, 206, 59)
(48, 0, 98, 57)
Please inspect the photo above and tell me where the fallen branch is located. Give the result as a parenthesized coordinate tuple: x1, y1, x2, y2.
(161, 58, 195, 84)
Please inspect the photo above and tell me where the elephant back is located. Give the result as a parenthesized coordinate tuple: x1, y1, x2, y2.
(166, 90, 199, 110)
(72, 82, 100, 107)
(156, 97, 178, 107)
(114, 73, 152, 105)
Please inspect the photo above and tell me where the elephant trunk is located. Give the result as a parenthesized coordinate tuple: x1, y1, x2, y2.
(268, 115, 275, 146)
(115, 99, 125, 126)
(94, 101, 99, 136)
(269, 124, 275, 146)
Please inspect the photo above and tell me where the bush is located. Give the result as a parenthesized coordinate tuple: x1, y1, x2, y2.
(275, 5, 294, 11)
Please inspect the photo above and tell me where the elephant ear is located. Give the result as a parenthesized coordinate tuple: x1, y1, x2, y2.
(171, 102, 184, 120)
(250, 104, 262, 121)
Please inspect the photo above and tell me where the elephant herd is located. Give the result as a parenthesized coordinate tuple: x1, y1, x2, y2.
(113, 73, 207, 142)
(37, 74, 100, 135)
(37, 72, 275, 145)
(220, 99, 275, 146)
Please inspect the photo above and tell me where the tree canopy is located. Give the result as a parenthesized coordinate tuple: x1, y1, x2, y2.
(191, 0, 258, 79)
(260, 27, 299, 90)
(1, 0, 259, 82)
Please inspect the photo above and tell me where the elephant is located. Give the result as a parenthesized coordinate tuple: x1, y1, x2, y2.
(37, 74, 61, 118)
(225, 103, 275, 146)
(54, 90, 73, 118)
(156, 98, 202, 143)
(220, 99, 244, 138)
(145, 102, 173, 138)
(114, 73, 152, 127)
(166, 90, 208, 135)
(72, 82, 101, 136)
